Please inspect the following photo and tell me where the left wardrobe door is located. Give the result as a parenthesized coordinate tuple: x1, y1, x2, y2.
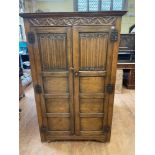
(30, 27, 74, 139)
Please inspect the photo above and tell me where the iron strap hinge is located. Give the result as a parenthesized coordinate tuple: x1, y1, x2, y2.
(34, 84, 42, 94)
(103, 126, 111, 133)
(110, 29, 118, 42)
(40, 126, 48, 133)
(27, 32, 35, 44)
(106, 84, 114, 94)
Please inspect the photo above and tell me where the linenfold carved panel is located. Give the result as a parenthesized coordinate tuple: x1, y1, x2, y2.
(79, 32, 108, 71)
(28, 16, 116, 26)
(38, 33, 67, 71)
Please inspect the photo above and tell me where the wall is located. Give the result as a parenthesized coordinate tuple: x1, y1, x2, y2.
(35, 0, 73, 12)
(19, 17, 26, 41)
(121, 0, 135, 33)
(24, 0, 73, 12)
(23, 0, 135, 33)
(19, 0, 26, 41)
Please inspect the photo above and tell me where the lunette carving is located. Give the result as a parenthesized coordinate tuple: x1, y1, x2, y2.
(28, 16, 117, 26)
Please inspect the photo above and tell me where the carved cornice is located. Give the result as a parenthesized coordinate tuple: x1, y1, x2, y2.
(28, 16, 117, 26)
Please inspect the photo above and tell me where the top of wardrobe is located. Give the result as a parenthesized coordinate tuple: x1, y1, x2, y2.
(19, 11, 127, 18)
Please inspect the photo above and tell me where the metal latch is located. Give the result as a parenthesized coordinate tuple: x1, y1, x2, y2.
(40, 126, 48, 133)
(27, 32, 35, 44)
(110, 27, 118, 41)
(34, 84, 42, 94)
(103, 126, 110, 133)
(106, 84, 114, 94)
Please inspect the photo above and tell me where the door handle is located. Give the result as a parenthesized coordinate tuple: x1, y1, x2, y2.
(69, 67, 79, 76)
(74, 71, 79, 77)
(69, 67, 74, 71)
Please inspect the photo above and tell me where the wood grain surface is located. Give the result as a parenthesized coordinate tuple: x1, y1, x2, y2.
(22, 12, 125, 142)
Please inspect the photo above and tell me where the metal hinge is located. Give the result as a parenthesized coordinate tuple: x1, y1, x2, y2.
(34, 84, 42, 94)
(103, 126, 111, 133)
(110, 29, 118, 42)
(27, 32, 35, 44)
(40, 126, 48, 133)
(106, 84, 114, 94)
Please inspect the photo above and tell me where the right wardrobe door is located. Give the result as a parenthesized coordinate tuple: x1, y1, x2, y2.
(73, 26, 115, 140)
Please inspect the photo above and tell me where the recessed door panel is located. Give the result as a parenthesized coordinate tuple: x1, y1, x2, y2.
(81, 118, 103, 131)
(47, 117, 70, 131)
(80, 77, 105, 93)
(80, 99, 104, 113)
(43, 77, 69, 93)
(46, 99, 70, 113)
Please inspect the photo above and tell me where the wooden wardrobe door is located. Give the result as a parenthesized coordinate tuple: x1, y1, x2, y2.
(73, 26, 114, 137)
(31, 27, 74, 137)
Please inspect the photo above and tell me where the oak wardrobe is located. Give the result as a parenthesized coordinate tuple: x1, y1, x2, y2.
(20, 11, 126, 142)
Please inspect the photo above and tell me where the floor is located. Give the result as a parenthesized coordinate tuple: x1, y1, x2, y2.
(19, 84, 135, 155)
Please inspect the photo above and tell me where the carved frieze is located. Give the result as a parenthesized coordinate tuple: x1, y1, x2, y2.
(28, 16, 116, 26)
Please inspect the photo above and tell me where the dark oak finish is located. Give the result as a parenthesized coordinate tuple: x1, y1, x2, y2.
(20, 12, 125, 142)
